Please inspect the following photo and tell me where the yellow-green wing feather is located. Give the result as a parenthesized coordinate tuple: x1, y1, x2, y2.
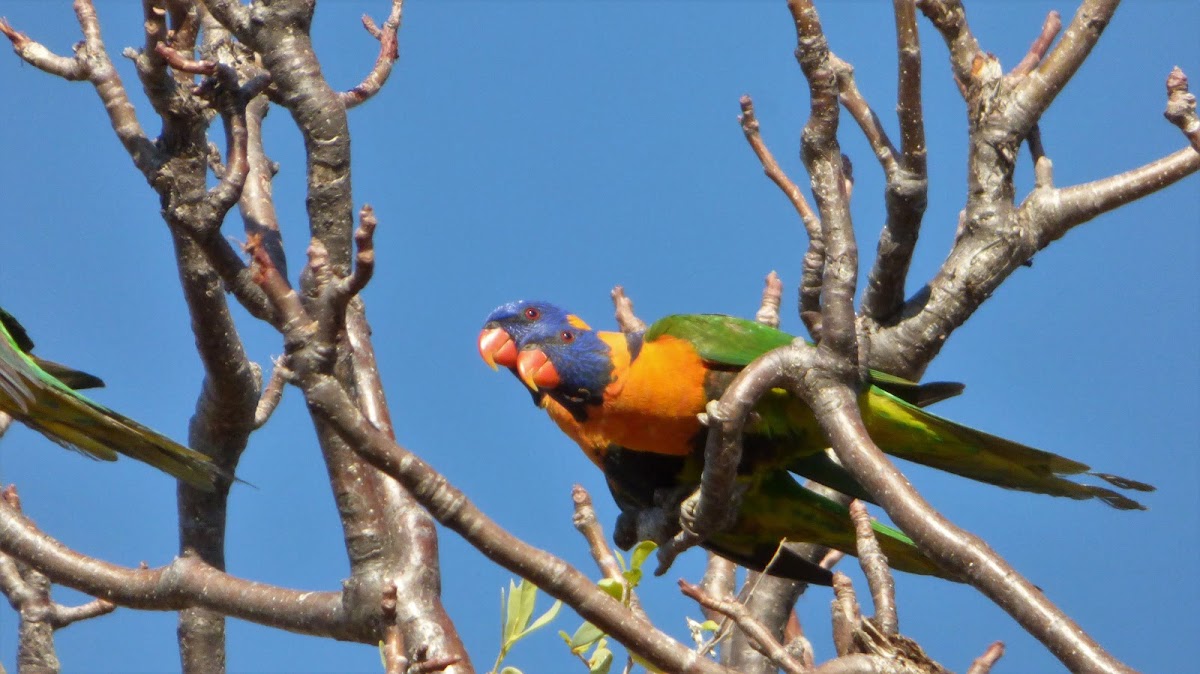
(0, 311, 220, 490)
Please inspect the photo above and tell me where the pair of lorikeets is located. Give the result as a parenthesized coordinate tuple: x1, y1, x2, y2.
(0, 307, 221, 490)
(479, 300, 1154, 585)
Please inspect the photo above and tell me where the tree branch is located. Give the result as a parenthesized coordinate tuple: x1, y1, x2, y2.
(0, 1, 160, 174)
(737, 95, 825, 338)
(1164, 67, 1200, 153)
(1009, 10, 1062, 78)
(915, 0, 981, 98)
(611, 286, 648, 333)
(1028, 146, 1200, 245)
(343, 0, 405, 109)
(1012, 0, 1119, 128)
(848, 501, 897, 635)
(0, 488, 116, 674)
(0, 494, 358, 641)
(966, 641, 1006, 674)
(679, 580, 806, 674)
(755, 272, 783, 328)
(809, 384, 1135, 673)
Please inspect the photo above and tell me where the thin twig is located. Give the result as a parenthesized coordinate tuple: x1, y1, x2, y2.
(829, 573, 860, 657)
(344, 205, 378, 299)
(572, 485, 625, 584)
(755, 272, 783, 328)
(253, 360, 288, 429)
(966, 641, 1006, 674)
(381, 583, 405, 674)
(611, 286, 647, 333)
(1164, 67, 1200, 153)
(848, 501, 897, 635)
(831, 56, 899, 176)
(1009, 10, 1062, 78)
(679, 581, 806, 674)
(738, 95, 825, 338)
(893, 0, 925, 175)
(343, 0, 405, 108)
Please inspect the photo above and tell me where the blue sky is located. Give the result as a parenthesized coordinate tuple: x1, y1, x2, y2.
(1, 1, 1197, 672)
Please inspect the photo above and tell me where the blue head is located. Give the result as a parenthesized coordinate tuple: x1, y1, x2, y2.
(515, 313, 614, 405)
(478, 300, 582, 371)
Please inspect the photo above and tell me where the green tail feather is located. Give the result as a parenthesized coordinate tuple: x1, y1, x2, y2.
(862, 388, 1153, 510)
(0, 309, 222, 491)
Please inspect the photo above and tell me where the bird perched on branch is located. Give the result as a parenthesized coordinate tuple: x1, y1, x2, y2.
(479, 300, 1154, 584)
(0, 307, 222, 491)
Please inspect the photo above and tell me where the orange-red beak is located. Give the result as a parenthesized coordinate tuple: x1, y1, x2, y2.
(516, 348, 560, 391)
(477, 327, 519, 370)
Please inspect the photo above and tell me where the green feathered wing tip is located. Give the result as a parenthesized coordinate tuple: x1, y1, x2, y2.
(0, 309, 221, 491)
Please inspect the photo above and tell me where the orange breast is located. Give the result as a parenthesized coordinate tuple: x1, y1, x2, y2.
(539, 332, 713, 467)
(594, 333, 709, 457)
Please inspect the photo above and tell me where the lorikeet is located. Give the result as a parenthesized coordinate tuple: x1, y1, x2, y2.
(479, 301, 1154, 584)
(0, 307, 222, 491)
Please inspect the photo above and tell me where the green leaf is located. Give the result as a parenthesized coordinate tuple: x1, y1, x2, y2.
(622, 567, 643, 589)
(500, 667, 524, 674)
(698, 620, 719, 632)
(503, 580, 518, 644)
(567, 621, 606, 654)
(514, 579, 537, 638)
(514, 598, 562, 641)
(629, 541, 657, 573)
(588, 639, 613, 674)
(597, 578, 625, 601)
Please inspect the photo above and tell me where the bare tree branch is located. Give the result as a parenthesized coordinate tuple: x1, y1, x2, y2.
(1009, 10, 1062, 78)
(915, 0, 981, 97)
(893, 0, 926, 174)
(966, 641, 1006, 674)
(611, 286, 648, 333)
(680, 580, 807, 674)
(698, 554, 736, 625)
(1012, 0, 1119, 128)
(811, 385, 1135, 673)
(1030, 146, 1200, 244)
(253, 360, 289, 429)
(755, 272, 783, 328)
(0, 1, 159, 173)
(343, 0, 405, 109)
(0, 491, 358, 639)
(737, 95, 825, 338)
(726, 573, 806, 674)
(849, 501, 897, 635)
(0, 488, 116, 674)
(1165, 67, 1200, 153)
(572, 485, 625, 585)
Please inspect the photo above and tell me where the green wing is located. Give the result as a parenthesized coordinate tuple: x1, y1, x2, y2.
(0, 309, 220, 490)
(645, 314, 964, 406)
(647, 313, 1153, 509)
(708, 470, 947, 582)
(862, 388, 1154, 509)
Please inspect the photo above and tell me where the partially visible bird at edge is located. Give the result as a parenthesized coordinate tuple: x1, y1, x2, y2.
(0, 307, 222, 491)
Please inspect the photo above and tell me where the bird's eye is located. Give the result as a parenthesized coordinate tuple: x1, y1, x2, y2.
(561, 331, 575, 343)
(524, 307, 541, 320)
